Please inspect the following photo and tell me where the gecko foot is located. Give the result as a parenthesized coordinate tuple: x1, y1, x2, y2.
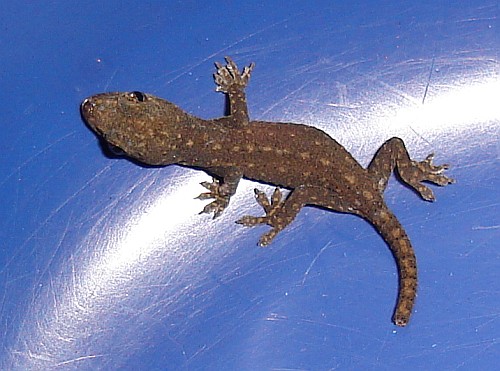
(406, 154, 455, 201)
(236, 188, 286, 246)
(214, 56, 255, 93)
(196, 178, 231, 218)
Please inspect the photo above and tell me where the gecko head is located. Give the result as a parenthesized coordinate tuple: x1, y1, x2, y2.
(81, 91, 156, 143)
(81, 91, 190, 165)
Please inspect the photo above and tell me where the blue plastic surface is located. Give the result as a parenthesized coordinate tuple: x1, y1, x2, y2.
(1, 1, 498, 370)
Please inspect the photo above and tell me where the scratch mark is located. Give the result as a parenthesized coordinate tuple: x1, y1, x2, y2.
(261, 79, 316, 117)
(103, 68, 119, 91)
(472, 225, 499, 230)
(0, 131, 76, 189)
(422, 57, 435, 104)
(298, 317, 384, 342)
(160, 17, 293, 87)
(0, 165, 113, 275)
(301, 241, 333, 285)
(54, 354, 105, 367)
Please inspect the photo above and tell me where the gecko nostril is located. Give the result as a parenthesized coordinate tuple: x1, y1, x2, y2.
(81, 98, 96, 112)
(81, 99, 92, 115)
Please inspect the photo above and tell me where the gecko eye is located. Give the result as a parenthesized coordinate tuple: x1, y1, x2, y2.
(129, 91, 146, 102)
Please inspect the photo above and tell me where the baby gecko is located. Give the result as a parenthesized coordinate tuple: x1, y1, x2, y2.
(81, 57, 454, 326)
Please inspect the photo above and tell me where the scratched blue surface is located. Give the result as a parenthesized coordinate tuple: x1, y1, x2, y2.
(0, 1, 498, 370)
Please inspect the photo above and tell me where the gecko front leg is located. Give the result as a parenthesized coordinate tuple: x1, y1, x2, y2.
(214, 56, 255, 126)
(196, 169, 242, 218)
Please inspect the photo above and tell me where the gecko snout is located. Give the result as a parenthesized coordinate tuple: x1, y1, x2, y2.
(80, 97, 94, 121)
(80, 96, 107, 137)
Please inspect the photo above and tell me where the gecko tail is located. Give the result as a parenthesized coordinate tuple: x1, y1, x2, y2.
(367, 206, 418, 327)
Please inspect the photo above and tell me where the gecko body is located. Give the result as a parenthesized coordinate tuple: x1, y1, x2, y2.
(81, 57, 454, 326)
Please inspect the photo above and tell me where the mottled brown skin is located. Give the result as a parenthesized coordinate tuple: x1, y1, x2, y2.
(81, 57, 454, 326)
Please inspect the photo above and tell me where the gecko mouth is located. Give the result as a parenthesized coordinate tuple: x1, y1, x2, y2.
(106, 142, 126, 156)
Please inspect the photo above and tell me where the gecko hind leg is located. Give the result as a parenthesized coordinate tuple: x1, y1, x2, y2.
(237, 187, 314, 246)
(237, 186, 356, 246)
(368, 137, 455, 201)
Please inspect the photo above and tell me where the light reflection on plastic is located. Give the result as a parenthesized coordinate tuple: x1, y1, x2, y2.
(84, 77, 499, 289)
(12, 175, 215, 368)
(99, 186, 197, 273)
(385, 77, 500, 132)
(11, 74, 499, 368)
